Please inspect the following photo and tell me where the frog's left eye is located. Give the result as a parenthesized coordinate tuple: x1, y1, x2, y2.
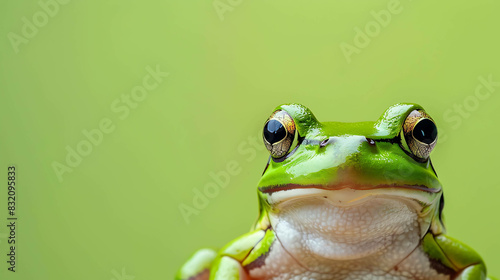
(402, 110, 438, 160)
(263, 110, 296, 158)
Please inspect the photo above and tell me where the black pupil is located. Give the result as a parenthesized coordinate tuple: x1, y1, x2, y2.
(264, 120, 286, 144)
(413, 119, 437, 144)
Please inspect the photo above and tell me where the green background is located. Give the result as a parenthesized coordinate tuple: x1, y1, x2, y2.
(1, 0, 499, 279)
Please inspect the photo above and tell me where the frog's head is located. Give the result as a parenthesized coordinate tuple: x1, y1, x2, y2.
(257, 103, 443, 261)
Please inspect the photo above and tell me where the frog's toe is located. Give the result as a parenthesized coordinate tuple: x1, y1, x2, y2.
(175, 248, 217, 280)
(456, 264, 488, 280)
(210, 256, 250, 280)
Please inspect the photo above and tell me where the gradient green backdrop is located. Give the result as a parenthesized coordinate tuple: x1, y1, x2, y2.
(1, 0, 499, 279)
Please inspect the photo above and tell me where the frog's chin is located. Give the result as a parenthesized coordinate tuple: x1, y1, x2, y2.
(266, 187, 441, 264)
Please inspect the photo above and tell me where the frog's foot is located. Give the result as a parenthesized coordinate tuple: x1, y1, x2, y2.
(175, 248, 217, 280)
(432, 234, 494, 280)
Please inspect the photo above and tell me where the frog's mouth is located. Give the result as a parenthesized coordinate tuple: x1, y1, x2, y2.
(260, 184, 441, 208)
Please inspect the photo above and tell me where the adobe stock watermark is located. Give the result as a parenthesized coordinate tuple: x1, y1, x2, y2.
(438, 74, 499, 143)
(213, 0, 243, 21)
(7, 0, 71, 54)
(51, 65, 169, 183)
(340, 0, 404, 64)
(179, 130, 265, 224)
(111, 268, 135, 280)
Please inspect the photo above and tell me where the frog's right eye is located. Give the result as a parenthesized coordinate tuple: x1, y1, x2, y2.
(263, 110, 296, 158)
(402, 109, 438, 160)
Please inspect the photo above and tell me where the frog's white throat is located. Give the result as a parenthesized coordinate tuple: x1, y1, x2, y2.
(267, 188, 438, 268)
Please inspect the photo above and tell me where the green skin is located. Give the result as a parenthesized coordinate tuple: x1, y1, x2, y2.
(176, 103, 495, 280)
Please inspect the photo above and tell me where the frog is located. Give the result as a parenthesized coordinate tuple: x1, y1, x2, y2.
(176, 103, 495, 280)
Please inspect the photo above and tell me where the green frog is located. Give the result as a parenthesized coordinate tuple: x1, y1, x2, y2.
(176, 103, 495, 280)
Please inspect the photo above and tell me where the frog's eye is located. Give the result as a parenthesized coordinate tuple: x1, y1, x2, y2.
(263, 110, 296, 158)
(402, 110, 438, 160)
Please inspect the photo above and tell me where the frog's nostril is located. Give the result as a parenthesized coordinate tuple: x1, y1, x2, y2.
(366, 138, 376, 146)
(320, 138, 330, 147)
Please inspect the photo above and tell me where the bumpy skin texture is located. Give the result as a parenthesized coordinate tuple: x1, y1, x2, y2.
(176, 103, 494, 280)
